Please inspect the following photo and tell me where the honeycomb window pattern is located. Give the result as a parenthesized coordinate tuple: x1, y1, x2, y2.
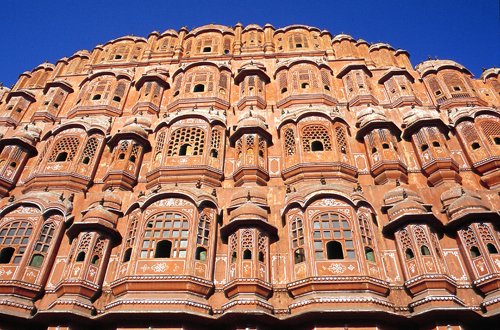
(48, 136, 80, 162)
(80, 137, 100, 164)
(167, 127, 205, 156)
(302, 125, 332, 152)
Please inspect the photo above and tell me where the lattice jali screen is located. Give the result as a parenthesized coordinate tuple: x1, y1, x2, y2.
(302, 125, 332, 152)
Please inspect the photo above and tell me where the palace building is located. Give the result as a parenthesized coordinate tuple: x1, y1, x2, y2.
(0, 23, 499, 330)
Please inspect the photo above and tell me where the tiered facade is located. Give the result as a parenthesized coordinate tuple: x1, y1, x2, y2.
(0, 24, 499, 330)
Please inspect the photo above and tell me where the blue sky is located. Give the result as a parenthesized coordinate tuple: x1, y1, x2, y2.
(0, 0, 498, 87)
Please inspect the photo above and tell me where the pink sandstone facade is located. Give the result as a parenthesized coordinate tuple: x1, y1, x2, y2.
(0, 23, 499, 329)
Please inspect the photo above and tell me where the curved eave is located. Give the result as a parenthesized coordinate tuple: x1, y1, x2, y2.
(274, 59, 332, 78)
(0, 137, 38, 155)
(134, 73, 170, 90)
(6, 89, 36, 103)
(171, 61, 231, 80)
(153, 112, 226, 132)
(43, 80, 74, 94)
(43, 121, 109, 140)
(378, 68, 415, 84)
(417, 63, 472, 78)
(234, 68, 270, 85)
(276, 109, 348, 131)
(80, 70, 133, 87)
(274, 24, 321, 35)
(125, 189, 219, 215)
(220, 218, 278, 241)
(0, 198, 72, 220)
(229, 125, 273, 146)
(67, 221, 122, 243)
(355, 120, 402, 140)
(402, 118, 449, 140)
(445, 211, 500, 233)
(336, 63, 372, 79)
(449, 107, 500, 126)
(107, 132, 151, 151)
(382, 213, 444, 237)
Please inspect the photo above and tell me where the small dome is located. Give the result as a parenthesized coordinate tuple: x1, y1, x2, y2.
(384, 185, 423, 206)
(416, 59, 471, 77)
(13, 123, 41, 145)
(229, 202, 268, 222)
(387, 198, 428, 221)
(332, 34, 354, 43)
(83, 204, 115, 223)
(444, 187, 491, 221)
(356, 105, 388, 129)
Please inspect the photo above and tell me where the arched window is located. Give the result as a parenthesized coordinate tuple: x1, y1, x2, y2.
(487, 243, 498, 254)
(0, 220, 32, 264)
(302, 125, 332, 152)
(193, 84, 205, 93)
(243, 249, 252, 259)
(405, 248, 414, 259)
(195, 247, 207, 261)
(167, 127, 205, 157)
(420, 245, 431, 256)
(294, 248, 305, 264)
(313, 212, 354, 260)
(365, 247, 375, 262)
(76, 251, 86, 262)
(470, 246, 481, 258)
(141, 212, 189, 259)
(311, 140, 324, 152)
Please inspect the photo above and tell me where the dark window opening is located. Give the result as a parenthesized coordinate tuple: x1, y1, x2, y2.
(231, 251, 237, 263)
(210, 149, 218, 158)
(9, 162, 16, 168)
(55, 152, 68, 162)
(224, 49, 230, 55)
(324, 85, 330, 91)
(258, 251, 264, 262)
(129, 155, 136, 163)
(371, 147, 377, 154)
(179, 144, 191, 156)
(76, 251, 86, 262)
(195, 247, 207, 261)
(421, 245, 431, 256)
(92, 94, 101, 100)
(311, 140, 324, 152)
(295, 43, 303, 48)
(301, 82, 310, 89)
(494, 137, 500, 145)
(326, 241, 344, 260)
(340, 146, 347, 154)
(401, 86, 407, 90)
(7, 106, 13, 111)
(44, 101, 49, 105)
(15, 108, 22, 113)
(243, 249, 252, 260)
(82, 156, 90, 165)
(0, 247, 15, 264)
(258, 150, 264, 158)
(487, 243, 498, 254)
(453, 86, 461, 91)
(294, 248, 305, 264)
(405, 248, 414, 260)
(202, 46, 212, 53)
(470, 246, 481, 258)
(53, 103, 59, 108)
(281, 87, 288, 94)
(123, 248, 132, 262)
(365, 247, 375, 262)
(471, 142, 481, 150)
(435, 90, 442, 96)
(421, 144, 429, 152)
(382, 143, 390, 149)
(29, 254, 44, 268)
(173, 91, 180, 97)
(113, 96, 121, 102)
(432, 141, 440, 147)
(118, 153, 125, 160)
(154, 240, 172, 258)
(114, 55, 122, 60)
(91, 255, 99, 265)
(193, 84, 205, 93)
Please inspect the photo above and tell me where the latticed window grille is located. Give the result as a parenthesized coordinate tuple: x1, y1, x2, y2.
(48, 136, 80, 162)
(167, 127, 205, 156)
(335, 126, 349, 155)
(30, 222, 56, 268)
(278, 72, 288, 93)
(184, 72, 214, 93)
(284, 128, 296, 156)
(358, 214, 373, 247)
(0, 220, 32, 264)
(258, 232, 267, 261)
(210, 129, 221, 156)
(302, 125, 332, 152)
(77, 233, 92, 253)
(241, 230, 253, 249)
(154, 131, 166, 161)
(80, 137, 100, 164)
(125, 215, 139, 249)
(459, 121, 481, 145)
(321, 69, 331, 90)
(479, 120, 500, 145)
(93, 237, 106, 258)
(313, 212, 354, 260)
(290, 216, 304, 249)
(197, 214, 210, 246)
(288, 33, 309, 49)
(460, 226, 479, 248)
(443, 72, 469, 95)
(229, 233, 238, 263)
(141, 212, 189, 259)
